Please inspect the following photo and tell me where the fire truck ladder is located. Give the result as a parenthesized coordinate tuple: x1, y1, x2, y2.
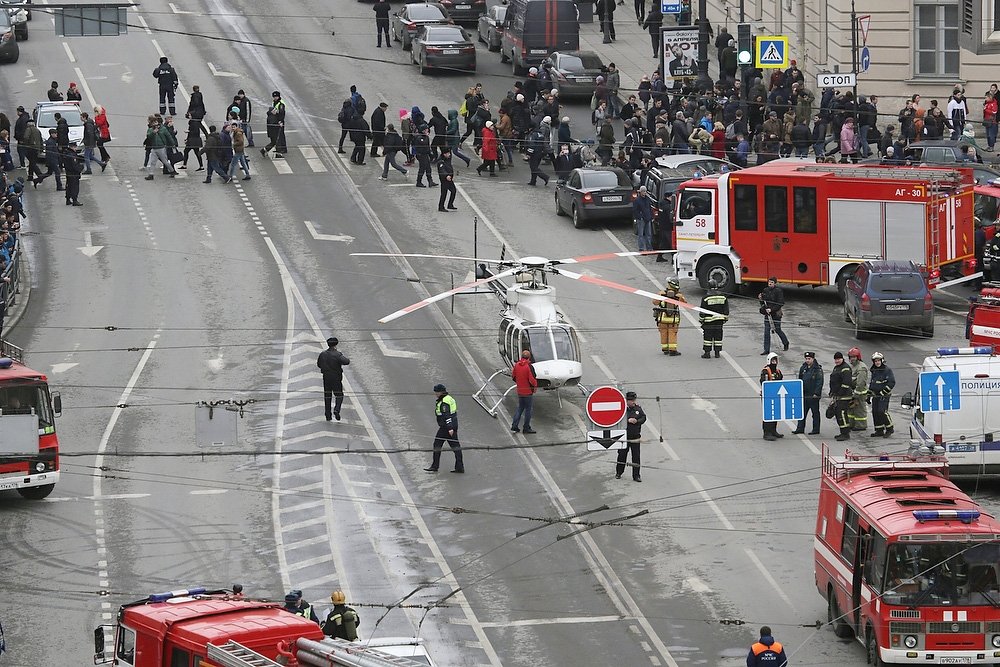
(0, 338, 23, 362)
(207, 639, 430, 667)
(206, 642, 282, 667)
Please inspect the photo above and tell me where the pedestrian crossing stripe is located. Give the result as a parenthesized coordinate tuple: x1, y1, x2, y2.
(755, 35, 788, 68)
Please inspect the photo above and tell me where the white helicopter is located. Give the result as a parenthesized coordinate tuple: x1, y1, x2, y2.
(352, 250, 710, 415)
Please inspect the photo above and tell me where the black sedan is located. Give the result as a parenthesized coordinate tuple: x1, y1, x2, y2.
(476, 4, 505, 51)
(544, 51, 606, 99)
(411, 24, 476, 74)
(391, 3, 452, 50)
(437, 0, 486, 23)
(555, 168, 637, 228)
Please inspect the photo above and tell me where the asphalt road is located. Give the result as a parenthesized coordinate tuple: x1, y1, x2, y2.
(0, 2, 997, 667)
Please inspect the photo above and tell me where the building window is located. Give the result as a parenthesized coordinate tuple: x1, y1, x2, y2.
(994, 0, 1000, 33)
(915, 2, 960, 77)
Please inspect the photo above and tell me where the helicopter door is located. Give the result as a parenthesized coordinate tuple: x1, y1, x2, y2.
(498, 318, 512, 360)
(551, 325, 581, 362)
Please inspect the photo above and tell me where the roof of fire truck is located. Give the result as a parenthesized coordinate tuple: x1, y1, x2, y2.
(0, 342, 46, 383)
(121, 590, 324, 645)
(822, 448, 1000, 537)
(725, 162, 975, 185)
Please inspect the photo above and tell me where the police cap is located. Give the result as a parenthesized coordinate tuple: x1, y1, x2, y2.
(625, 391, 637, 400)
(327, 337, 339, 346)
(804, 351, 815, 358)
(833, 351, 844, 359)
(433, 383, 447, 392)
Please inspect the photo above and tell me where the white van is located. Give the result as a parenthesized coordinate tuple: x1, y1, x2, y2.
(902, 347, 1000, 476)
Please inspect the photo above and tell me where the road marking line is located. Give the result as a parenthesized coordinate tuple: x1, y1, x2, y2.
(73, 67, 96, 108)
(207, 62, 239, 77)
(745, 547, 796, 609)
(590, 354, 616, 381)
(294, 573, 339, 590)
(285, 553, 333, 571)
(62, 41, 76, 63)
(281, 464, 323, 477)
(372, 331, 426, 359)
(282, 535, 328, 550)
(299, 146, 328, 172)
(189, 489, 228, 495)
(281, 400, 325, 416)
(690, 394, 729, 433)
(136, 14, 152, 34)
(685, 576, 711, 593)
(304, 220, 354, 243)
(168, 2, 194, 13)
(282, 516, 326, 531)
(280, 499, 326, 514)
(272, 159, 293, 174)
(461, 615, 624, 628)
(150, 38, 165, 58)
(687, 475, 734, 530)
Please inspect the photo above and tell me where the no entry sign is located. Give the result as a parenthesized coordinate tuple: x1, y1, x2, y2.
(586, 386, 627, 428)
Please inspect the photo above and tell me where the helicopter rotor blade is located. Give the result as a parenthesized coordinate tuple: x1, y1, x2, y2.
(549, 250, 662, 265)
(551, 267, 718, 317)
(351, 252, 515, 265)
(377, 267, 522, 323)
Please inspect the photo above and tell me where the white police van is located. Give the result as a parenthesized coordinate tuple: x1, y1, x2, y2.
(902, 346, 1000, 476)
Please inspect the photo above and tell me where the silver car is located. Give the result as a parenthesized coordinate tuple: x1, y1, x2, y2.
(544, 50, 605, 99)
(476, 4, 505, 51)
(0, 10, 17, 61)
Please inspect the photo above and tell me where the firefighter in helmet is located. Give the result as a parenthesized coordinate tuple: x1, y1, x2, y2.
(653, 278, 685, 355)
(848, 347, 869, 431)
(986, 224, 1000, 283)
(829, 352, 854, 441)
(323, 590, 360, 641)
(699, 279, 729, 358)
(868, 351, 896, 437)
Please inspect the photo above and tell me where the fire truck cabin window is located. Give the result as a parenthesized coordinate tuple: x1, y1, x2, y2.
(793, 187, 817, 234)
(882, 542, 1000, 606)
(733, 184, 757, 230)
(170, 647, 191, 667)
(764, 186, 788, 233)
(840, 505, 859, 563)
(863, 531, 887, 591)
(0, 385, 53, 428)
(679, 189, 712, 219)
(116, 626, 136, 665)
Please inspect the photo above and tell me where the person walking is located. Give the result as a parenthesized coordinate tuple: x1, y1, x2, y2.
(349, 113, 371, 165)
(234, 89, 254, 147)
(526, 117, 551, 186)
(13, 106, 28, 168)
(616, 391, 645, 481)
(510, 350, 537, 433)
(186, 84, 206, 121)
(93, 105, 112, 164)
(261, 91, 287, 158)
(869, 351, 895, 437)
(760, 353, 785, 440)
(370, 102, 388, 158)
(35, 129, 64, 190)
(437, 148, 457, 212)
(62, 143, 84, 206)
(317, 336, 350, 421)
(747, 626, 788, 667)
(848, 346, 869, 432)
(642, 7, 662, 58)
(699, 280, 729, 358)
(323, 591, 360, 641)
(227, 123, 251, 181)
(337, 99, 354, 154)
(424, 383, 464, 473)
(80, 112, 107, 174)
(182, 117, 206, 171)
(152, 56, 179, 115)
(378, 124, 407, 180)
(633, 185, 654, 251)
(413, 126, 436, 188)
(21, 120, 43, 184)
(792, 351, 823, 435)
(201, 125, 230, 183)
(653, 278, 684, 356)
(446, 109, 473, 167)
(143, 119, 178, 180)
(476, 121, 498, 176)
(830, 351, 854, 441)
(373, 0, 392, 47)
(758, 277, 789, 354)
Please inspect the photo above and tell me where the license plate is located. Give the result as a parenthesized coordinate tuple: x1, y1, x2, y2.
(940, 658, 972, 664)
(0, 479, 20, 490)
(948, 443, 978, 453)
(443, 48, 459, 54)
(456, 4, 470, 8)
(602, 195, 623, 202)
(573, 77, 594, 82)
(885, 304, 909, 310)
(530, 49, 548, 54)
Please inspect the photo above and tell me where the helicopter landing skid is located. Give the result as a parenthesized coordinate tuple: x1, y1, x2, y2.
(472, 369, 516, 417)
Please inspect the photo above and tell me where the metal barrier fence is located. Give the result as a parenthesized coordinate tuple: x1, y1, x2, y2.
(1, 239, 20, 319)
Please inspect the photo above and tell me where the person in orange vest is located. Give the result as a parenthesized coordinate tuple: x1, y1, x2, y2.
(760, 353, 784, 441)
(510, 349, 538, 434)
(747, 626, 788, 666)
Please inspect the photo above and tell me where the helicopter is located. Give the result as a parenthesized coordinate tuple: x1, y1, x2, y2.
(351, 250, 712, 415)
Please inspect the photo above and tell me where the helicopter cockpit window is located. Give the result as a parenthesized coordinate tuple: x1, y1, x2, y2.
(551, 326, 580, 362)
(524, 326, 553, 362)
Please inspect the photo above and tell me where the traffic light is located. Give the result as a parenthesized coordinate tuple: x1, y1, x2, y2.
(737, 23, 752, 66)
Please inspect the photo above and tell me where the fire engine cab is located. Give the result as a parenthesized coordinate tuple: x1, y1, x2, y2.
(672, 162, 975, 294)
(816, 446, 1000, 665)
(966, 285, 1000, 351)
(94, 588, 429, 667)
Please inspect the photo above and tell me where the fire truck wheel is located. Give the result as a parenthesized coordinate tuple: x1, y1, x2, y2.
(17, 483, 54, 500)
(828, 591, 853, 639)
(866, 626, 884, 666)
(697, 257, 735, 292)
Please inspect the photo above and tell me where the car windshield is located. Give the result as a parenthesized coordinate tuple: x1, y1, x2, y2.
(581, 170, 628, 188)
(37, 109, 83, 127)
(426, 26, 465, 40)
(409, 5, 445, 20)
(870, 274, 924, 294)
(0, 383, 54, 429)
(882, 542, 1000, 607)
(493, 6, 506, 20)
(662, 159, 728, 178)
(559, 53, 603, 71)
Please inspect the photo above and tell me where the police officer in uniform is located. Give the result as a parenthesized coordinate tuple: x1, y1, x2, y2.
(413, 125, 436, 188)
(437, 147, 457, 212)
(653, 278, 685, 355)
(62, 143, 84, 206)
(830, 351, 854, 441)
(869, 351, 895, 437)
(615, 391, 646, 481)
(152, 56, 179, 116)
(323, 590, 360, 641)
(317, 337, 350, 421)
(792, 351, 823, 435)
(699, 279, 729, 358)
(283, 590, 320, 624)
(848, 346, 869, 431)
(425, 383, 464, 473)
(760, 353, 784, 441)
(747, 626, 788, 667)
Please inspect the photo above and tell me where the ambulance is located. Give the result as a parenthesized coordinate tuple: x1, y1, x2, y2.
(901, 346, 1000, 476)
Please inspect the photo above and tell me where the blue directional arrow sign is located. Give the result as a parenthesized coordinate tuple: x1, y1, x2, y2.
(919, 370, 961, 412)
(660, 0, 681, 13)
(860, 46, 871, 73)
(762, 380, 804, 421)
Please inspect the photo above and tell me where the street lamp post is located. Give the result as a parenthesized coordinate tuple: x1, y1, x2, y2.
(696, 0, 712, 91)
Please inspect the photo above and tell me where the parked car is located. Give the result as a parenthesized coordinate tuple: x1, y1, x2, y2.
(543, 50, 605, 99)
(555, 167, 637, 228)
(0, 3, 26, 40)
(476, 4, 505, 51)
(33, 101, 83, 144)
(500, 0, 579, 75)
(436, 0, 485, 23)
(843, 260, 934, 339)
(411, 24, 476, 74)
(0, 10, 18, 62)
(391, 3, 452, 50)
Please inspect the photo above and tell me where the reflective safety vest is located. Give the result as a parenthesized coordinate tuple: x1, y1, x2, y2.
(749, 640, 785, 665)
(654, 289, 683, 324)
(699, 293, 729, 324)
(436, 393, 457, 429)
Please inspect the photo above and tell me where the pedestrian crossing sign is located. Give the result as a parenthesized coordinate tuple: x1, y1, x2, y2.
(755, 36, 788, 68)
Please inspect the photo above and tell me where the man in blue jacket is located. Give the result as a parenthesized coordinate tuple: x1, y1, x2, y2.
(747, 626, 788, 666)
(792, 351, 823, 435)
(633, 185, 654, 251)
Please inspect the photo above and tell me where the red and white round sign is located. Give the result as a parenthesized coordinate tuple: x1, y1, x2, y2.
(586, 386, 627, 428)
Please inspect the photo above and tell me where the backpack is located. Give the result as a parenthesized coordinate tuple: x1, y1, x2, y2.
(725, 121, 737, 140)
(338, 104, 352, 124)
(355, 95, 367, 116)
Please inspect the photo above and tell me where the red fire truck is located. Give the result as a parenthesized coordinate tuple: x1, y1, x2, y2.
(94, 587, 428, 667)
(672, 162, 976, 295)
(0, 339, 62, 499)
(815, 446, 1000, 665)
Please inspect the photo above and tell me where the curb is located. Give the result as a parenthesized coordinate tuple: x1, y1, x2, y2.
(5, 248, 31, 334)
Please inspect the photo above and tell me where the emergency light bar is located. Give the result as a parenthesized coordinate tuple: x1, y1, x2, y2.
(0, 358, 12, 369)
(936, 347, 994, 356)
(147, 587, 207, 603)
(913, 509, 981, 524)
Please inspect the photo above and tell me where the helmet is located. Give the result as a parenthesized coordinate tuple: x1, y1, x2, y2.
(848, 347, 862, 359)
(666, 278, 680, 291)
(767, 353, 778, 363)
(331, 590, 346, 604)
(871, 352, 884, 361)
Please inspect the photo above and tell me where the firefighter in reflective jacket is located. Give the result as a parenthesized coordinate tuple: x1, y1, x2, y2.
(323, 590, 360, 641)
(848, 346, 869, 431)
(699, 279, 729, 358)
(830, 351, 854, 441)
(747, 626, 788, 667)
(425, 383, 464, 473)
(654, 278, 685, 356)
(868, 351, 895, 437)
(986, 228, 1000, 282)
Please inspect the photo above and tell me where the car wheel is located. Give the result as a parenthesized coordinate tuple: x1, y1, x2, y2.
(17, 484, 54, 500)
(866, 627, 883, 667)
(419, 57, 428, 75)
(921, 324, 935, 338)
(9, 48, 17, 63)
(16, 27, 26, 41)
(500, 48, 509, 63)
(696, 257, 735, 292)
(843, 302, 852, 323)
(393, 26, 400, 42)
(489, 31, 499, 51)
(572, 204, 586, 229)
(827, 590, 853, 639)
(512, 54, 525, 75)
(555, 192, 565, 216)
(854, 313, 867, 340)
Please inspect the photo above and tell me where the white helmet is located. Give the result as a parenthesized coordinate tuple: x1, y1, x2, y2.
(871, 352, 885, 362)
(767, 353, 778, 363)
